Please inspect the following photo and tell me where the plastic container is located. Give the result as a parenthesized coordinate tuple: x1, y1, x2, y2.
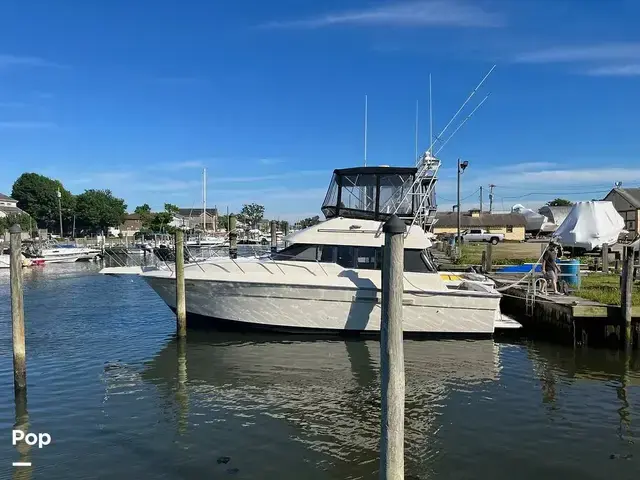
(557, 259, 581, 287)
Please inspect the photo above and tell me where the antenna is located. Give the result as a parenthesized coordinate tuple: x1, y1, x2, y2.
(428, 64, 496, 155)
(429, 73, 433, 154)
(415, 100, 419, 165)
(435, 93, 491, 155)
(364, 94, 368, 167)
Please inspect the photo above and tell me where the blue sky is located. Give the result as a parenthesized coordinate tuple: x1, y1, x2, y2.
(1, 0, 640, 221)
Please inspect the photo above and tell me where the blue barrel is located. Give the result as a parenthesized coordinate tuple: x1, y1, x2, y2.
(557, 259, 580, 287)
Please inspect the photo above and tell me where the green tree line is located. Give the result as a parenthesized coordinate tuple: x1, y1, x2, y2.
(9, 173, 127, 236)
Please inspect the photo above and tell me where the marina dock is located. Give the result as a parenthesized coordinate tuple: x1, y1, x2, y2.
(496, 278, 640, 349)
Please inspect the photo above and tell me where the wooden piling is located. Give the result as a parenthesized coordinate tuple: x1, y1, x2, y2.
(10, 224, 26, 392)
(229, 215, 238, 259)
(283, 222, 289, 248)
(621, 246, 633, 353)
(602, 243, 609, 273)
(484, 243, 493, 273)
(270, 220, 277, 254)
(380, 215, 405, 480)
(175, 230, 187, 337)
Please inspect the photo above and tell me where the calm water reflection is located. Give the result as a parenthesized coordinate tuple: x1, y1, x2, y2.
(0, 262, 638, 479)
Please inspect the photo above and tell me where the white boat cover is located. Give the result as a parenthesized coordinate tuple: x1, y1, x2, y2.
(552, 201, 625, 250)
(511, 204, 547, 231)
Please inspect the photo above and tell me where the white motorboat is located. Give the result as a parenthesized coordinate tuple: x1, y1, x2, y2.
(136, 161, 519, 336)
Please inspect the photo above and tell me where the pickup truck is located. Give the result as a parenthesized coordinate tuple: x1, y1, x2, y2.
(460, 229, 504, 245)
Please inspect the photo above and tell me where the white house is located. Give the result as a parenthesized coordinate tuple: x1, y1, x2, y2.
(0, 193, 26, 218)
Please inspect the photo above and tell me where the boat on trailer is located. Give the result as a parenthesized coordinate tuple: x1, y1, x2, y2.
(134, 156, 520, 336)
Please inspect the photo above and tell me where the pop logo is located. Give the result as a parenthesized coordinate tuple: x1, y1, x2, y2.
(12, 430, 51, 449)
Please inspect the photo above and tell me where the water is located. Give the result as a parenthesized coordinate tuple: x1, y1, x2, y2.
(1, 261, 638, 479)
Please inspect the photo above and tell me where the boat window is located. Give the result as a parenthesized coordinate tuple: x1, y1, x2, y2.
(272, 244, 323, 262)
(355, 246, 378, 270)
(337, 245, 355, 268)
(404, 249, 431, 273)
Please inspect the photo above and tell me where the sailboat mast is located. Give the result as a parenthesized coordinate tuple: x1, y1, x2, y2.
(203, 168, 207, 232)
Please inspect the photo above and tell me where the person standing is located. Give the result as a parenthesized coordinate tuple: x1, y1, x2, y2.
(542, 241, 562, 295)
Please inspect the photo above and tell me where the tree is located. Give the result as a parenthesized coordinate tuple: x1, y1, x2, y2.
(75, 189, 127, 233)
(11, 173, 75, 232)
(546, 198, 574, 207)
(149, 203, 179, 233)
(217, 213, 230, 231)
(0, 213, 33, 235)
(240, 203, 265, 229)
(297, 215, 321, 229)
(164, 203, 179, 215)
(134, 204, 153, 229)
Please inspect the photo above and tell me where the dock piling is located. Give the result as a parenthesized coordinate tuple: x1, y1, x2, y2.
(283, 221, 289, 248)
(270, 220, 277, 254)
(175, 230, 187, 337)
(484, 243, 493, 273)
(602, 243, 609, 273)
(621, 246, 633, 353)
(10, 224, 27, 392)
(380, 215, 406, 480)
(229, 215, 238, 259)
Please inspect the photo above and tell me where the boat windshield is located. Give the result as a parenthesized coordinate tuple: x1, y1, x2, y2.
(271, 243, 436, 273)
(321, 167, 416, 221)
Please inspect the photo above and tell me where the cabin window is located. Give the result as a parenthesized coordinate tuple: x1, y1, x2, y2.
(469, 229, 482, 234)
(272, 244, 323, 261)
(506, 225, 513, 233)
(355, 246, 378, 270)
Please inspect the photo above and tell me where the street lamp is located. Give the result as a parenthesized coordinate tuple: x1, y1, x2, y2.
(456, 158, 469, 258)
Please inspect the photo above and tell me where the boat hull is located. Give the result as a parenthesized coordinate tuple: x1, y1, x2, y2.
(143, 276, 498, 335)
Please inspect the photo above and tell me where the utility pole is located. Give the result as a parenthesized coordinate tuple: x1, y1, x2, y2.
(479, 186, 483, 213)
(488, 184, 495, 214)
(57, 188, 63, 238)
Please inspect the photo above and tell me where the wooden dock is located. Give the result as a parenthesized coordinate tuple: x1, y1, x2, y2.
(495, 276, 639, 349)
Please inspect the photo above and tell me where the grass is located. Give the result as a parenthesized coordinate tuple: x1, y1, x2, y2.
(455, 243, 543, 265)
(574, 273, 640, 306)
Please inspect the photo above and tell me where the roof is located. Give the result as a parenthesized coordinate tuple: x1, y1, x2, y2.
(0, 205, 25, 215)
(0, 193, 17, 202)
(538, 205, 573, 225)
(333, 166, 417, 176)
(124, 213, 142, 220)
(434, 212, 527, 228)
(177, 208, 218, 217)
(285, 217, 432, 249)
(604, 187, 640, 208)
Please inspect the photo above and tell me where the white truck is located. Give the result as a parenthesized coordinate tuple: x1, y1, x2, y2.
(460, 229, 504, 245)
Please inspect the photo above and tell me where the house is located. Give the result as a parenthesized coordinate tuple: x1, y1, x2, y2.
(119, 213, 144, 237)
(177, 208, 218, 231)
(602, 188, 640, 237)
(0, 193, 26, 218)
(433, 209, 527, 241)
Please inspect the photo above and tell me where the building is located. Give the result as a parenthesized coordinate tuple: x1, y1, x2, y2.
(602, 188, 640, 237)
(433, 210, 527, 241)
(119, 213, 144, 237)
(177, 208, 218, 231)
(0, 193, 26, 218)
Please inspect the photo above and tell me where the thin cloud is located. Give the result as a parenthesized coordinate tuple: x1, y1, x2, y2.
(515, 42, 640, 64)
(497, 162, 558, 172)
(211, 169, 327, 183)
(585, 64, 640, 77)
(155, 160, 207, 171)
(0, 54, 65, 69)
(258, 158, 285, 165)
(0, 121, 55, 129)
(0, 102, 26, 108)
(153, 76, 208, 86)
(261, 0, 505, 29)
